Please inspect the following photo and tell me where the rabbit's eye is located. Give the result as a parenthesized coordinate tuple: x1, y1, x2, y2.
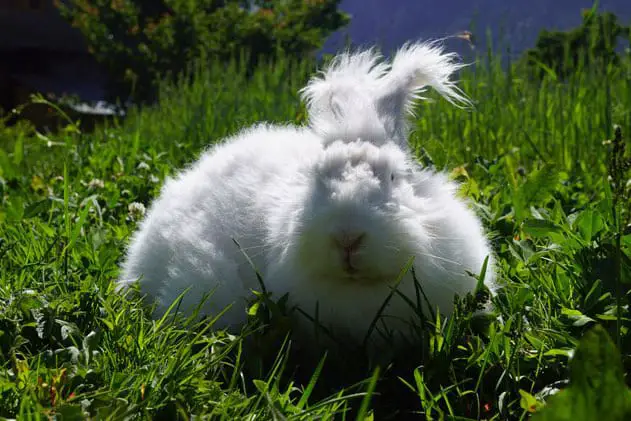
(390, 173, 395, 182)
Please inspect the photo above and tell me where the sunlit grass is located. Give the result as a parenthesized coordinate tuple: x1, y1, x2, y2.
(0, 49, 630, 419)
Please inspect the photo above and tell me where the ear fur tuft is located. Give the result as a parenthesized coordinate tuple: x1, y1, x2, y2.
(300, 40, 471, 146)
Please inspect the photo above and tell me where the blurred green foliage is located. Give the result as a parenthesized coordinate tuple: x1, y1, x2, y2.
(522, 6, 630, 80)
(55, 0, 348, 105)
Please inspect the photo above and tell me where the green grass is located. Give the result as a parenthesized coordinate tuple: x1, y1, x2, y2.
(0, 51, 630, 420)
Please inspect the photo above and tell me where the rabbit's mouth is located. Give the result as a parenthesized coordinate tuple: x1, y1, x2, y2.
(336, 269, 392, 286)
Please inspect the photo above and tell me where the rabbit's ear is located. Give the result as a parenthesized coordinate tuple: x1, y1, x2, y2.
(300, 48, 388, 127)
(377, 41, 471, 137)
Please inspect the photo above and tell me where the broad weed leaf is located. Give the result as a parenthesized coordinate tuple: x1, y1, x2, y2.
(521, 164, 560, 207)
(521, 219, 564, 240)
(573, 209, 605, 242)
(532, 325, 631, 421)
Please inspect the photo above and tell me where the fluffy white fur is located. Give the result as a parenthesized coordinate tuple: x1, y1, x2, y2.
(118, 40, 495, 349)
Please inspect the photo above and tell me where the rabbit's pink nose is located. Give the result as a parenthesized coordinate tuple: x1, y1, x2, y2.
(332, 232, 366, 272)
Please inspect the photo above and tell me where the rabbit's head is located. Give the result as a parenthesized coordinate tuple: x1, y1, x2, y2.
(275, 41, 475, 289)
(294, 139, 413, 285)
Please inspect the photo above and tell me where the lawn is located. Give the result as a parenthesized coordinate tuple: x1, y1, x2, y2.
(0, 52, 630, 420)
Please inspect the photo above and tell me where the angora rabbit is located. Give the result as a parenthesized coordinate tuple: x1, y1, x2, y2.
(118, 41, 495, 348)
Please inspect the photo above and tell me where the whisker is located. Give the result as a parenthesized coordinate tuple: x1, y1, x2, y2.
(413, 251, 463, 267)
(236, 244, 271, 253)
(411, 271, 472, 295)
(382, 244, 402, 252)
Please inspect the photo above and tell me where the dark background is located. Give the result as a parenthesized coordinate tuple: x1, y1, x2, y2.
(1, 0, 630, 126)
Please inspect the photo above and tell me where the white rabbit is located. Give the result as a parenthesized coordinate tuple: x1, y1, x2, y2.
(118, 40, 496, 349)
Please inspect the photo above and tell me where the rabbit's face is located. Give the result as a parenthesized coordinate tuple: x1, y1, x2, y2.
(293, 139, 427, 286)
